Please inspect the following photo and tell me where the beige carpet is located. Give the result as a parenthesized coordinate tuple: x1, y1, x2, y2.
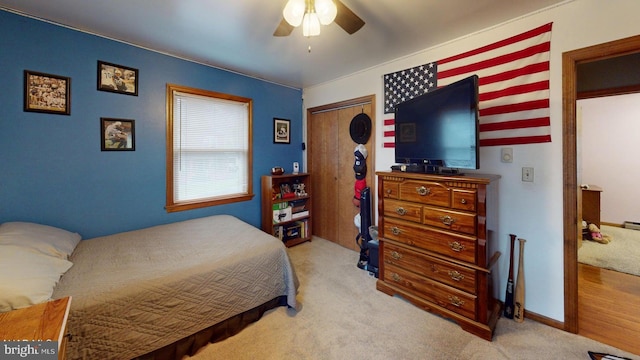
(579, 226, 640, 276)
(190, 237, 636, 360)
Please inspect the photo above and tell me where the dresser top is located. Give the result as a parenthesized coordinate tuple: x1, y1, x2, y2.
(0, 297, 71, 344)
(376, 171, 500, 184)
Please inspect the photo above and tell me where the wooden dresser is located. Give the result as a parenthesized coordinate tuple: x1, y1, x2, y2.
(375, 171, 501, 340)
(0, 297, 72, 359)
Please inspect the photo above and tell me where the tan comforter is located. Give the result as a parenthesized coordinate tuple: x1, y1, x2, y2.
(52, 215, 298, 360)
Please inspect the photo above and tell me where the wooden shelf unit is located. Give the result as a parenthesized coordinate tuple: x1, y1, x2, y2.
(261, 173, 312, 247)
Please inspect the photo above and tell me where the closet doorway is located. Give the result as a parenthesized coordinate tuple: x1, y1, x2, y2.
(307, 95, 375, 251)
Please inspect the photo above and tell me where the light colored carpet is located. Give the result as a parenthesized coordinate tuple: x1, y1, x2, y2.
(579, 226, 640, 277)
(190, 237, 636, 360)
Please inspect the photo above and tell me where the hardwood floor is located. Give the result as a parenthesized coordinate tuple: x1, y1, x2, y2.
(578, 263, 640, 355)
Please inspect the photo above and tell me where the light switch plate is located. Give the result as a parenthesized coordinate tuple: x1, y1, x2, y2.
(522, 167, 534, 182)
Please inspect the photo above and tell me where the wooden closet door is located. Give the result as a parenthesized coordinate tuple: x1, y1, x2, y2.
(308, 97, 374, 252)
(308, 110, 340, 244)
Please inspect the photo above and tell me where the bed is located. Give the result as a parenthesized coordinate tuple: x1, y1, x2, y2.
(0, 215, 298, 360)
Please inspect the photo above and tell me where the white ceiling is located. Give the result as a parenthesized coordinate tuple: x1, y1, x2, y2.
(0, 0, 568, 89)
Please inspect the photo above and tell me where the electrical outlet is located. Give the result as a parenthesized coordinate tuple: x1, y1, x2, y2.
(522, 167, 534, 182)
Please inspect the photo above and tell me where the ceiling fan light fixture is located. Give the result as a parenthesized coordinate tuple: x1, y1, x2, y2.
(283, 0, 305, 27)
(314, 0, 337, 25)
(302, 12, 321, 37)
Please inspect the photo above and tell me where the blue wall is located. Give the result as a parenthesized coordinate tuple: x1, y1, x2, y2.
(0, 10, 303, 239)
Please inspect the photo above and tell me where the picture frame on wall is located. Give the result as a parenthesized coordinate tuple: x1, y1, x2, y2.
(24, 70, 71, 115)
(273, 118, 290, 144)
(97, 61, 138, 96)
(101, 118, 135, 151)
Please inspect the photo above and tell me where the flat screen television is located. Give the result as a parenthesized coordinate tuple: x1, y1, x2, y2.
(394, 74, 479, 174)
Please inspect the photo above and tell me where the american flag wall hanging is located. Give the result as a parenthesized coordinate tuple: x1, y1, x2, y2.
(383, 23, 553, 148)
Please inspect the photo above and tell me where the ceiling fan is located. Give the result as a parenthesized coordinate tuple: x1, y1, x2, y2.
(274, 0, 365, 37)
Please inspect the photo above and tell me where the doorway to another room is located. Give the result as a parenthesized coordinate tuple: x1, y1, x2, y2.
(563, 35, 640, 355)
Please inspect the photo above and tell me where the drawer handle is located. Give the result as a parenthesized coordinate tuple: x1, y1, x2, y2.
(440, 215, 455, 226)
(395, 207, 407, 216)
(391, 226, 401, 236)
(448, 241, 465, 252)
(448, 270, 465, 282)
(386, 189, 392, 195)
(460, 198, 467, 204)
(391, 273, 401, 282)
(416, 186, 431, 196)
(390, 251, 403, 260)
(448, 296, 465, 307)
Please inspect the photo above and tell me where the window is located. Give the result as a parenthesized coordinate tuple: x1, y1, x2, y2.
(166, 84, 253, 212)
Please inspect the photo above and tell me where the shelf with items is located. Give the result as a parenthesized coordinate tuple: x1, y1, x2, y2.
(261, 173, 312, 247)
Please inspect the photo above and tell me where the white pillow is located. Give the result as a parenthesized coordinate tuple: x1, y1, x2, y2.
(0, 245, 73, 312)
(0, 221, 81, 259)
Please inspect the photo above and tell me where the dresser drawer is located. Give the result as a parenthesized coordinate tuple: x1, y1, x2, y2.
(423, 206, 476, 235)
(384, 243, 477, 293)
(384, 217, 477, 264)
(383, 199, 422, 223)
(384, 263, 477, 319)
(399, 180, 450, 207)
(382, 181, 400, 199)
(452, 189, 477, 211)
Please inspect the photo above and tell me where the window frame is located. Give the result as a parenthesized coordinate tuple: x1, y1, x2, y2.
(165, 83, 254, 213)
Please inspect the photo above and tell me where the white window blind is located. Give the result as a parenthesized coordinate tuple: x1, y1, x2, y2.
(172, 91, 249, 202)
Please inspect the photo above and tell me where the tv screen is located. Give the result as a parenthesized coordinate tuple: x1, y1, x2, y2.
(394, 74, 479, 172)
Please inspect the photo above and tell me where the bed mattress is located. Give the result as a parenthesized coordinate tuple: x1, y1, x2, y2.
(51, 215, 298, 360)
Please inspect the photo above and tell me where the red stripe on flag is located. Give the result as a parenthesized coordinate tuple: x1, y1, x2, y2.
(384, 119, 395, 126)
(438, 42, 550, 80)
(383, 142, 395, 148)
(384, 130, 395, 137)
(480, 99, 549, 117)
(479, 80, 549, 102)
(438, 23, 553, 65)
(479, 117, 550, 132)
(479, 62, 549, 86)
(480, 135, 551, 147)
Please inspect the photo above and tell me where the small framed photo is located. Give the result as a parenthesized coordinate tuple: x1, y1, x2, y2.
(101, 118, 135, 151)
(280, 183, 295, 199)
(24, 70, 71, 115)
(274, 118, 290, 144)
(98, 61, 138, 96)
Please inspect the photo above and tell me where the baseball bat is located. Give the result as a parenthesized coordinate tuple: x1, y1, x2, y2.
(503, 234, 517, 319)
(514, 238, 526, 323)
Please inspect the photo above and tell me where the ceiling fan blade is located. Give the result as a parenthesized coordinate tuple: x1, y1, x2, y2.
(274, 18, 295, 37)
(334, 0, 365, 35)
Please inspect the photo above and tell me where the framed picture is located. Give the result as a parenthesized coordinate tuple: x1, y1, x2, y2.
(274, 118, 290, 144)
(280, 183, 295, 199)
(24, 70, 71, 115)
(101, 118, 135, 151)
(97, 61, 138, 96)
